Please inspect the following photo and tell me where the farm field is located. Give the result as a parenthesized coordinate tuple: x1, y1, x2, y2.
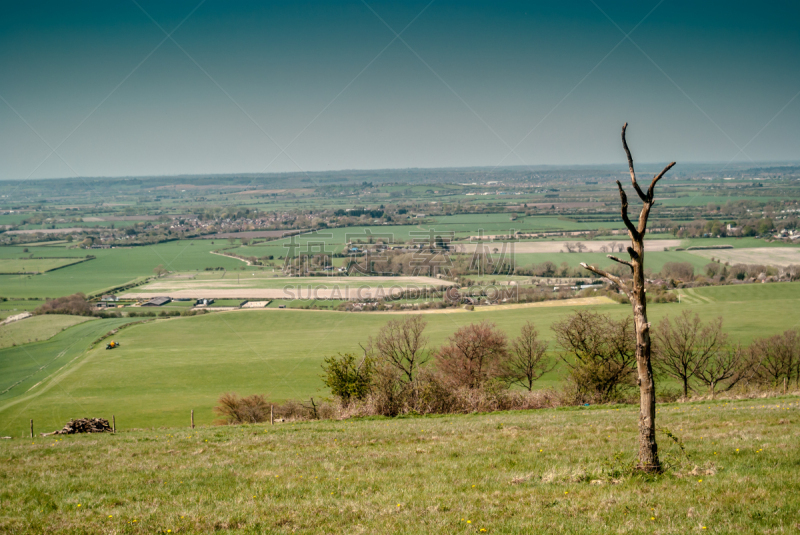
(0, 257, 88, 274)
(690, 247, 800, 267)
(0, 241, 246, 299)
(1, 282, 799, 437)
(0, 315, 93, 350)
(123, 275, 454, 300)
(0, 397, 797, 534)
(461, 239, 682, 253)
(506, 250, 713, 273)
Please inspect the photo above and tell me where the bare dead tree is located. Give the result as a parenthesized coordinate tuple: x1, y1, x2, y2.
(501, 321, 555, 391)
(579, 123, 675, 472)
(652, 312, 727, 399)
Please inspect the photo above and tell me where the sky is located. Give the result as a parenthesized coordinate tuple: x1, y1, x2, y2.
(0, 0, 798, 180)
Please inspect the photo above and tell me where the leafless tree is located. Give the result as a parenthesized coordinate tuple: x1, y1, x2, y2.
(552, 311, 637, 401)
(748, 329, 799, 387)
(501, 321, 555, 391)
(435, 321, 508, 389)
(579, 123, 675, 472)
(652, 312, 727, 399)
(370, 315, 429, 384)
(694, 344, 747, 398)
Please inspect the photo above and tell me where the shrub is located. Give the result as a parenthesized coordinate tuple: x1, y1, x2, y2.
(35, 293, 91, 316)
(213, 393, 270, 424)
(321, 353, 373, 404)
(552, 311, 636, 402)
(435, 321, 508, 389)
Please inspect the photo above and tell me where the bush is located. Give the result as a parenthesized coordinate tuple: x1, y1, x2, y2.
(321, 353, 373, 404)
(213, 393, 270, 424)
(552, 311, 637, 402)
(434, 321, 508, 389)
(35, 293, 91, 316)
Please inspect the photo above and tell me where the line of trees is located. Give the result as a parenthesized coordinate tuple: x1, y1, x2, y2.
(319, 313, 799, 417)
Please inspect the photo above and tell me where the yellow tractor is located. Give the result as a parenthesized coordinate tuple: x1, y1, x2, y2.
(106, 340, 120, 350)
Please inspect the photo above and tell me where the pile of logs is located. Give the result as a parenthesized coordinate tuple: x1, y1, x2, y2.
(42, 418, 112, 436)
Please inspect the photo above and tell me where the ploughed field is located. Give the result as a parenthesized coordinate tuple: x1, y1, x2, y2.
(121, 275, 455, 300)
(0, 398, 797, 534)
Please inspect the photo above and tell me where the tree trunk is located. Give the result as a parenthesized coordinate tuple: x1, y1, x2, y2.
(631, 243, 659, 472)
(580, 123, 675, 474)
(683, 377, 689, 400)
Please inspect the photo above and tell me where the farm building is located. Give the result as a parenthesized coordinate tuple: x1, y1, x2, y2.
(101, 294, 119, 302)
(142, 296, 171, 307)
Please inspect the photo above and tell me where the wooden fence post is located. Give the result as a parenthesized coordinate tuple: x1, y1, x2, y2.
(112, 415, 116, 433)
(270, 405, 274, 426)
(191, 410, 195, 429)
(30, 419, 33, 439)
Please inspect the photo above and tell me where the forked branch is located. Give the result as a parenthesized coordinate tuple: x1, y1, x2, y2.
(580, 262, 631, 298)
(647, 161, 676, 201)
(621, 123, 648, 203)
(616, 181, 639, 240)
(607, 255, 633, 271)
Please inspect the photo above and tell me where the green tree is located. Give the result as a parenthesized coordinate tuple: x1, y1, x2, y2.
(321, 353, 373, 404)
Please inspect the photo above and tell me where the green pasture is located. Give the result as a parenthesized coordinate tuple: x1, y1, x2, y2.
(0, 316, 144, 408)
(1, 282, 798, 435)
(0, 257, 87, 274)
(0, 241, 245, 299)
(0, 315, 92, 350)
(1, 397, 797, 533)
(657, 194, 785, 206)
(0, 300, 44, 321)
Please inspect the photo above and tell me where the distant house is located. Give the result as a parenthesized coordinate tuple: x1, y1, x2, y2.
(195, 298, 214, 306)
(101, 295, 119, 302)
(142, 296, 171, 307)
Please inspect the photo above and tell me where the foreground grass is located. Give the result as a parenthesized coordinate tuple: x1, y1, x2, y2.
(1, 397, 797, 534)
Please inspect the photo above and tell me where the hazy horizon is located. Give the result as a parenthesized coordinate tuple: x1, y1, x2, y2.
(1, 0, 798, 180)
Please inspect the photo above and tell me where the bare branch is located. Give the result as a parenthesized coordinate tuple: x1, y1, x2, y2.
(616, 181, 640, 240)
(647, 161, 676, 201)
(607, 255, 633, 271)
(621, 123, 648, 203)
(580, 262, 631, 297)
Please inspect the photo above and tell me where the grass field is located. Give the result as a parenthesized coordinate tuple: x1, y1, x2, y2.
(0, 397, 797, 534)
(0, 315, 93, 350)
(0, 257, 88, 274)
(0, 241, 246, 299)
(0, 317, 147, 409)
(1, 282, 799, 437)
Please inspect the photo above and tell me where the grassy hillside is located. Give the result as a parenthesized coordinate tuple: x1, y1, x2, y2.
(0, 397, 797, 534)
(1, 282, 799, 436)
(0, 315, 93, 350)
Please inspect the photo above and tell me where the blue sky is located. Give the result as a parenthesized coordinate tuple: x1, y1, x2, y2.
(0, 0, 798, 179)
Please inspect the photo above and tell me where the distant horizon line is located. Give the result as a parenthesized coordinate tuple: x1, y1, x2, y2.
(3, 160, 799, 182)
